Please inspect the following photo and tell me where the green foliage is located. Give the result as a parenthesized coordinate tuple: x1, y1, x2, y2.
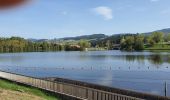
(164, 33, 170, 42)
(0, 37, 92, 52)
(106, 40, 111, 49)
(78, 40, 91, 50)
(0, 37, 27, 52)
(125, 36, 135, 50)
(120, 35, 144, 51)
(93, 34, 136, 49)
(120, 36, 134, 51)
(0, 32, 169, 52)
(119, 32, 170, 51)
(120, 37, 126, 49)
(145, 44, 170, 50)
(151, 32, 164, 43)
(147, 36, 155, 46)
(134, 35, 144, 50)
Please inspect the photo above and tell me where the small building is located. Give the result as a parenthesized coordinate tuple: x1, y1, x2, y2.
(112, 44, 121, 50)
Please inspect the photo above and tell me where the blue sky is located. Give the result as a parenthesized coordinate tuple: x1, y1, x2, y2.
(0, 0, 170, 39)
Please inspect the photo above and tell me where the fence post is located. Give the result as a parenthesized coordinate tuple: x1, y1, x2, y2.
(165, 81, 167, 97)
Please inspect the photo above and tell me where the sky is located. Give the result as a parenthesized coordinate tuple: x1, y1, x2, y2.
(1, 0, 170, 39)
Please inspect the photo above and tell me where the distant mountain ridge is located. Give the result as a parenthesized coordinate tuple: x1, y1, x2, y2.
(59, 34, 108, 40)
(27, 28, 170, 42)
(28, 38, 48, 42)
(144, 28, 170, 35)
(153, 28, 170, 34)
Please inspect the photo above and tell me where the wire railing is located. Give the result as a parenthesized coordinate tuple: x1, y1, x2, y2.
(0, 70, 143, 100)
(0, 70, 170, 100)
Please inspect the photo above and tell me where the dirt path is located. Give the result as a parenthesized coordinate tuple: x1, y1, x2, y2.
(0, 88, 45, 100)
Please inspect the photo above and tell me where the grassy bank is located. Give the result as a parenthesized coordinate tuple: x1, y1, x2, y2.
(145, 44, 170, 50)
(0, 79, 59, 100)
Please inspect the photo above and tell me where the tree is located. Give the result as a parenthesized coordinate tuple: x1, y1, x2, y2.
(106, 40, 111, 50)
(134, 35, 144, 50)
(125, 36, 135, 51)
(164, 33, 170, 42)
(147, 36, 155, 46)
(120, 35, 145, 51)
(120, 36, 135, 51)
(42, 42, 50, 51)
(78, 40, 91, 49)
(151, 32, 164, 43)
(0, 36, 93, 52)
(120, 37, 126, 50)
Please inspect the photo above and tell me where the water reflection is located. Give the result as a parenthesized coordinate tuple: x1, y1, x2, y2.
(0, 51, 170, 69)
(125, 55, 145, 63)
(0, 55, 24, 62)
(148, 55, 163, 65)
(124, 54, 169, 65)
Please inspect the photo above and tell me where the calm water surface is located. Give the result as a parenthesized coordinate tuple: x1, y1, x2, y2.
(0, 50, 170, 96)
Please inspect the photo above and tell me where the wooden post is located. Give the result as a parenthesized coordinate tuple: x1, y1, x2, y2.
(165, 81, 167, 97)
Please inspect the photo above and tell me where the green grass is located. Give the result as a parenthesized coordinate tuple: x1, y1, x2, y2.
(145, 44, 170, 50)
(0, 79, 59, 100)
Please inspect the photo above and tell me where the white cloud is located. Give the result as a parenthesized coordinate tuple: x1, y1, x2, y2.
(93, 6, 113, 20)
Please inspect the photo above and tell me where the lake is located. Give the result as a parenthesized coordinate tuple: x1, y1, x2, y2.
(0, 50, 170, 96)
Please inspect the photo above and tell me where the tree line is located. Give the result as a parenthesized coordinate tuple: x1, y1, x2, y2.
(0, 37, 91, 53)
(93, 32, 170, 51)
(120, 32, 170, 51)
(1, 32, 169, 52)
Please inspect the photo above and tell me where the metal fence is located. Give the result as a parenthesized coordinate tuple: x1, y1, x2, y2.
(0, 70, 169, 100)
